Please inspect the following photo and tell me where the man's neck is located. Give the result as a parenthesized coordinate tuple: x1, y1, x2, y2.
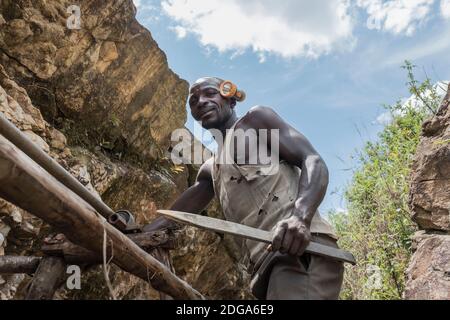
(217, 113, 238, 137)
(211, 113, 238, 155)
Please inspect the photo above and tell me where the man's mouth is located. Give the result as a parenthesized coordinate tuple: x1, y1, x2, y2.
(199, 109, 215, 119)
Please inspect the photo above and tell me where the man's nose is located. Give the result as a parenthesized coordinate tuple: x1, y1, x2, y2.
(198, 95, 209, 108)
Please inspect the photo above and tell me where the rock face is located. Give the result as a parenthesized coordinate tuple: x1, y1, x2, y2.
(0, 0, 251, 300)
(405, 232, 450, 299)
(405, 84, 450, 299)
(0, 0, 188, 162)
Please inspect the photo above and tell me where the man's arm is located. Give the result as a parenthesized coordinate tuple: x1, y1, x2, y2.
(243, 106, 329, 256)
(143, 158, 215, 232)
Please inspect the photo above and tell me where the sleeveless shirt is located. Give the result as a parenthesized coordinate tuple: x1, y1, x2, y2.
(211, 118, 337, 268)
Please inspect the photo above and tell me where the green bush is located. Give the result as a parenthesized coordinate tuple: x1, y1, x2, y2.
(329, 62, 443, 300)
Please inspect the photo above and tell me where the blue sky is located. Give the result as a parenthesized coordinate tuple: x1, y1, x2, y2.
(133, 0, 450, 213)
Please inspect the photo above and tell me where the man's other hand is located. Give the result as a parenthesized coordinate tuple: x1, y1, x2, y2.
(142, 215, 180, 234)
(271, 215, 311, 256)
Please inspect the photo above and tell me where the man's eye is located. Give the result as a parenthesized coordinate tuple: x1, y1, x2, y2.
(189, 97, 198, 105)
(206, 90, 218, 96)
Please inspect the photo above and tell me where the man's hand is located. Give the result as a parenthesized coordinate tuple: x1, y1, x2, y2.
(271, 215, 311, 256)
(43, 233, 66, 245)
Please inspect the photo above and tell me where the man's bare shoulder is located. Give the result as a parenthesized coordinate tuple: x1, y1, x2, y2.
(237, 105, 282, 129)
(196, 157, 214, 182)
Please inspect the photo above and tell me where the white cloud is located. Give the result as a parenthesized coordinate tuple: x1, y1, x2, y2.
(357, 0, 435, 36)
(335, 207, 349, 215)
(161, 0, 355, 59)
(258, 53, 267, 64)
(380, 25, 450, 67)
(375, 112, 394, 125)
(133, 0, 142, 8)
(442, 0, 450, 18)
(133, 1, 160, 23)
(172, 26, 187, 39)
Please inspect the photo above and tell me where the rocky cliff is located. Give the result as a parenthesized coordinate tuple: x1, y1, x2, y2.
(0, 0, 187, 163)
(405, 84, 450, 299)
(0, 0, 251, 300)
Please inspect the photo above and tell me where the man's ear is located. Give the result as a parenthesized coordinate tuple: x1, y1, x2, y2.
(230, 98, 237, 109)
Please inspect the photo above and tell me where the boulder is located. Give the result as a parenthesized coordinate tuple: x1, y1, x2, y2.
(404, 231, 450, 300)
(409, 84, 450, 231)
(405, 84, 450, 300)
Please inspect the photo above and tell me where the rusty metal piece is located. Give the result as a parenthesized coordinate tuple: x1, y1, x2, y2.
(108, 210, 141, 234)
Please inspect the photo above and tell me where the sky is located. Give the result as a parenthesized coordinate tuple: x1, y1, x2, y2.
(133, 0, 450, 214)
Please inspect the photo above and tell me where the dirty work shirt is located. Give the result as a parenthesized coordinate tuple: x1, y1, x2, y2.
(211, 119, 338, 272)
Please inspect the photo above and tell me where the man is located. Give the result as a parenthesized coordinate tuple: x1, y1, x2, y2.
(146, 77, 344, 300)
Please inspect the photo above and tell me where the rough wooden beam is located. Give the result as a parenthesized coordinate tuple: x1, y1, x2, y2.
(0, 256, 42, 274)
(41, 232, 176, 264)
(0, 135, 203, 300)
(25, 257, 66, 300)
(42, 241, 102, 265)
(128, 231, 176, 250)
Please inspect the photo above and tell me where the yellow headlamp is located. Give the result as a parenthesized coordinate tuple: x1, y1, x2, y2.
(219, 80, 246, 102)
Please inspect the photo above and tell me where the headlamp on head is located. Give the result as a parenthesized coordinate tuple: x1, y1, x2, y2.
(219, 80, 246, 102)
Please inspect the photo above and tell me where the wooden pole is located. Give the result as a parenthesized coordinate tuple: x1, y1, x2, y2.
(0, 230, 175, 272)
(0, 256, 42, 274)
(41, 232, 175, 264)
(0, 135, 203, 300)
(25, 257, 66, 300)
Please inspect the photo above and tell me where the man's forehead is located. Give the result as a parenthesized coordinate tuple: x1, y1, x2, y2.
(189, 77, 223, 94)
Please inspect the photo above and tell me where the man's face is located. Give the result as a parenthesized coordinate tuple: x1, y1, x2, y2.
(188, 81, 235, 130)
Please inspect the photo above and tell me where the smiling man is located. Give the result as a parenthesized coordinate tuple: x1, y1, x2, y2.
(146, 77, 344, 300)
